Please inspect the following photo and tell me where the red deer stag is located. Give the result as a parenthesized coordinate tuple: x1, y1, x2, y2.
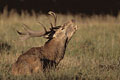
(11, 11, 77, 75)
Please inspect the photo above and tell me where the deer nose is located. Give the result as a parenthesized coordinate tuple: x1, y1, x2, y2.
(74, 25, 78, 30)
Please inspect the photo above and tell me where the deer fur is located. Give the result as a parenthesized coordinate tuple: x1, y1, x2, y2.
(11, 12, 77, 75)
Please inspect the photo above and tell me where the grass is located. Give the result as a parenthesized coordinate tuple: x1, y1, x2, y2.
(0, 10, 120, 80)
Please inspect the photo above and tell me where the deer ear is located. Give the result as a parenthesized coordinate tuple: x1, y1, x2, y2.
(53, 34, 56, 38)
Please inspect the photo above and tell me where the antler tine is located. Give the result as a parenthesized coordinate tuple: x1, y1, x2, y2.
(16, 24, 30, 36)
(22, 24, 34, 33)
(47, 15, 53, 28)
(48, 11, 57, 27)
(37, 22, 47, 33)
(16, 29, 30, 41)
(16, 30, 26, 35)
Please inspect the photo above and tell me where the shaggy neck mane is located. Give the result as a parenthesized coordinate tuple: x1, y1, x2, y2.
(42, 37, 68, 65)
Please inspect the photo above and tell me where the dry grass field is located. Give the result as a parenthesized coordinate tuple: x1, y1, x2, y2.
(0, 9, 120, 80)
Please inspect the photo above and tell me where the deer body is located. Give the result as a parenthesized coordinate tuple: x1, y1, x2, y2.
(11, 11, 77, 75)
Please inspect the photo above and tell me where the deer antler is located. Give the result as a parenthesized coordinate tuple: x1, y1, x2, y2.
(48, 11, 57, 28)
(17, 11, 60, 41)
(17, 24, 48, 41)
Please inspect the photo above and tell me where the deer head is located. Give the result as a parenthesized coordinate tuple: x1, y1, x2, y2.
(53, 20, 77, 42)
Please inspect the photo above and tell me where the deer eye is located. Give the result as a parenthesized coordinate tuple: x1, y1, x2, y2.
(61, 27, 64, 30)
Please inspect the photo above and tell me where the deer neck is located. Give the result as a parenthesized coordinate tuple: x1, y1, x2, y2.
(43, 37, 68, 63)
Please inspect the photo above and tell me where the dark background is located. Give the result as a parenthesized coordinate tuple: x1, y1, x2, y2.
(0, 0, 120, 16)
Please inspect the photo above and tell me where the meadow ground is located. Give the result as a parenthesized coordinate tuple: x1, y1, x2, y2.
(0, 10, 120, 80)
